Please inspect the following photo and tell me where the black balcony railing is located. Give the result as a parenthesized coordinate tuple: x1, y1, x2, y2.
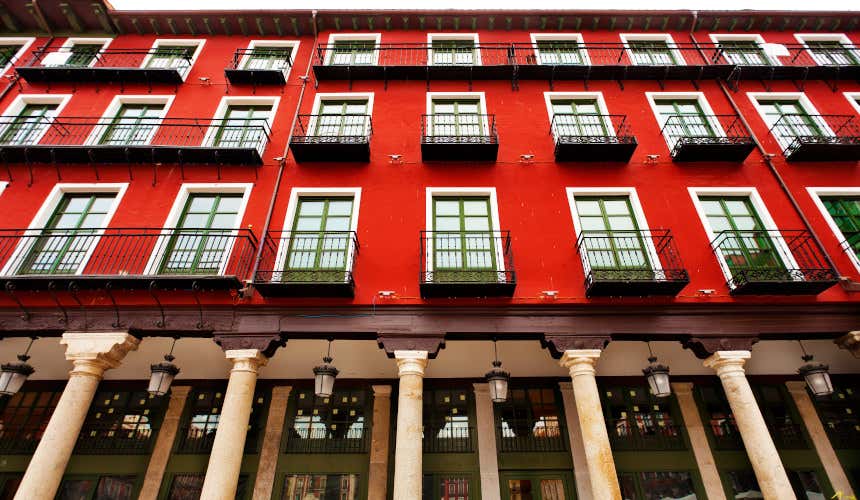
(550, 114, 637, 162)
(710, 229, 838, 295)
(710, 422, 745, 450)
(496, 423, 567, 453)
(254, 231, 358, 297)
(283, 427, 370, 454)
(576, 230, 690, 297)
(606, 421, 686, 451)
(423, 426, 475, 454)
(176, 426, 261, 454)
(768, 114, 860, 162)
(225, 48, 293, 84)
(0, 429, 40, 454)
(0, 116, 271, 165)
(420, 114, 499, 161)
(75, 425, 156, 455)
(771, 423, 808, 449)
(419, 230, 516, 298)
(16, 46, 194, 83)
(289, 114, 372, 162)
(0, 228, 257, 292)
(660, 114, 755, 162)
(841, 231, 860, 262)
(824, 422, 860, 450)
(718, 44, 860, 80)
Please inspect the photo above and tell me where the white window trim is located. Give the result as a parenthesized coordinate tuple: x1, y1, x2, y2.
(323, 33, 382, 66)
(794, 33, 858, 66)
(139, 39, 206, 81)
(143, 183, 253, 276)
(271, 187, 362, 283)
(203, 96, 280, 156)
(530, 33, 591, 65)
(806, 187, 860, 273)
(427, 33, 481, 66)
(0, 181, 8, 197)
(687, 187, 802, 290)
(238, 40, 300, 80)
(425, 187, 505, 280)
(619, 33, 686, 66)
(747, 92, 834, 149)
(709, 34, 782, 66)
(84, 94, 176, 146)
(565, 187, 664, 275)
(0, 183, 128, 277)
(645, 92, 725, 153)
(844, 92, 860, 116)
(0, 37, 36, 76)
(544, 91, 612, 139)
(308, 92, 374, 139)
(426, 91, 489, 136)
(0, 94, 73, 145)
(44, 37, 113, 68)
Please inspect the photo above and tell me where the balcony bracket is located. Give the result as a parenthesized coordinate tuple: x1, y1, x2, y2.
(104, 282, 123, 328)
(47, 281, 68, 326)
(148, 281, 166, 328)
(548, 65, 555, 91)
(191, 281, 206, 330)
(4, 282, 30, 321)
(824, 76, 838, 93)
(68, 282, 88, 330)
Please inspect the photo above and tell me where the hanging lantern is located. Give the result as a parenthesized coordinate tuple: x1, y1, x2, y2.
(0, 338, 36, 397)
(313, 339, 339, 398)
(485, 339, 510, 403)
(642, 342, 671, 398)
(797, 341, 833, 397)
(148, 338, 180, 397)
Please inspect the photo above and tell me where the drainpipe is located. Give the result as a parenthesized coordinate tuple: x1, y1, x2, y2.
(246, 10, 318, 295)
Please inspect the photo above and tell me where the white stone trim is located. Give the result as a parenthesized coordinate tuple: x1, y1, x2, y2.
(844, 92, 860, 116)
(84, 94, 176, 146)
(530, 33, 591, 65)
(427, 33, 481, 66)
(0, 181, 7, 197)
(619, 33, 686, 65)
(425, 91, 489, 136)
(0, 37, 36, 76)
(237, 40, 300, 80)
(323, 33, 382, 66)
(709, 33, 782, 66)
(644, 91, 725, 153)
(806, 187, 860, 273)
(543, 91, 612, 139)
(44, 37, 113, 68)
(0, 94, 73, 145)
(746, 91, 833, 150)
(794, 33, 858, 67)
(139, 38, 205, 81)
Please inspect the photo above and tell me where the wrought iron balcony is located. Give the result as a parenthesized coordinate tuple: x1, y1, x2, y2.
(225, 48, 293, 85)
(289, 114, 372, 162)
(710, 229, 838, 295)
(768, 114, 860, 162)
(419, 230, 515, 298)
(496, 422, 567, 453)
(254, 231, 358, 298)
(75, 424, 156, 455)
(16, 46, 193, 83)
(283, 427, 369, 454)
(0, 116, 271, 165)
(0, 428, 39, 454)
(606, 420, 686, 451)
(177, 425, 260, 454)
(576, 230, 689, 297)
(423, 426, 475, 454)
(420, 114, 499, 162)
(660, 114, 755, 162)
(0, 228, 257, 292)
(716, 44, 860, 80)
(550, 114, 637, 162)
(709, 421, 744, 450)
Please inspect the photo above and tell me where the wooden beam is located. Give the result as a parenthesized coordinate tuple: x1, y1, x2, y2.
(273, 17, 283, 37)
(2, 4, 23, 32)
(58, 3, 83, 32)
(131, 17, 144, 35)
(166, 17, 178, 35)
(237, 16, 248, 36)
(219, 17, 230, 36)
(149, 17, 160, 35)
(184, 18, 196, 36)
(91, 2, 115, 33)
(255, 17, 265, 36)
(202, 17, 214, 36)
(291, 17, 300, 37)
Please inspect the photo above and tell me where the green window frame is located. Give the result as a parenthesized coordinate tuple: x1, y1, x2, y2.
(495, 386, 566, 453)
(432, 197, 497, 281)
(757, 99, 825, 144)
(284, 387, 369, 453)
(243, 46, 293, 71)
(56, 475, 136, 500)
(284, 197, 354, 282)
(423, 387, 473, 453)
(177, 387, 267, 454)
(18, 193, 115, 275)
(627, 40, 678, 65)
(213, 105, 270, 149)
(575, 196, 652, 272)
(718, 40, 769, 65)
(551, 99, 609, 137)
(655, 99, 717, 142)
(821, 197, 860, 260)
(0, 44, 23, 67)
(0, 389, 61, 453)
(430, 100, 483, 137)
(159, 194, 242, 275)
(423, 474, 472, 500)
(98, 103, 164, 146)
(431, 39, 476, 66)
(77, 389, 167, 454)
(699, 196, 787, 275)
(167, 473, 249, 500)
(502, 474, 571, 500)
(313, 100, 368, 138)
(601, 384, 683, 450)
(0, 103, 58, 145)
(63, 43, 103, 67)
(281, 474, 359, 500)
(144, 45, 195, 70)
(329, 40, 376, 66)
(619, 471, 698, 500)
(805, 40, 860, 66)
(535, 40, 584, 65)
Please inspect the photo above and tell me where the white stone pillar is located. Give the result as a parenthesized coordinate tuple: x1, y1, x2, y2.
(473, 383, 502, 500)
(672, 382, 727, 500)
(200, 349, 268, 500)
(704, 351, 795, 499)
(14, 332, 140, 500)
(368, 385, 393, 500)
(392, 350, 428, 500)
(835, 332, 860, 359)
(251, 385, 292, 500)
(558, 382, 593, 500)
(786, 381, 855, 498)
(139, 386, 192, 500)
(559, 350, 621, 500)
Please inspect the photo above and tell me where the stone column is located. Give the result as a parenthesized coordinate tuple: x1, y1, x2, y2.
(559, 350, 621, 500)
(368, 385, 392, 500)
(139, 385, 192, 500)
(251, 385, 292, 500)
(786, 381, 855, 497)
(835, 332, 860, 359)
(473, 383, 502, 500)
(672, 382, 726, 500)
(392, 350, 428, 500)
(14, 332, 139, 500)
(704, 351, 795, 499)
(200, 349, 268, 500)
(558, 382, 593, 500)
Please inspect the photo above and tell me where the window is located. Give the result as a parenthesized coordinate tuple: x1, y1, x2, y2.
(285, 387, 368, 453)
(423, 387, 472, 453)
(423, 475, 470, 500)
(0, 475, 22, 499)
(697, 385, 743, 449)
(41, 38, 111, 68)
(574, 196, 651, 272)
(429, 34, 479, 66)
(331, 40, 376, 65)
(314, 100, 369, 138)
(64, 43, 103, 66)
(0, 389, 61, 453)
(811, 378, 859, 450)
(619, 471, 697, 500)
(753, 384, 808, 449)
(755, 99, 826, 144)
(213, 105, 271, 149)
(531, 34, 588, 65)
(429, 100, 483, 137)
(77, 390, 166, 453)
(0, 103, 58, 145)
(796, 34, 860, 66)
(242, 43, 295, 72)
(56, 476, 135, 500)
(0, 38, 34, 75)
(820, 197, 860, 261)
(98, 104, 165, 146)
(725, 470, 826, 500)
(621, 35, 681, 65)
(167, 474, 248, 500)
(145, 45, 194, 69)
(652, 97, 719, 147)
(159, 194, 242, 275)
(495, 386, 565, 452)
(284, 197, 354, 282)
(281, 474, 358, 500)
(550, 99, 608, 136)
(602, 385, 682, 450)
(0, 44, 22, 67)
(710, 35, 772, 66)
(178, 387, 266, 454)
(432, 197, 496, 279)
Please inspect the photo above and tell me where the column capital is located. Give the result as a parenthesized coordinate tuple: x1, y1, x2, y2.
(372, 385, 393, 397)
(703, 350, 751, 376)
(835, 331, 860, 359)
(394, 350, 429, 377)
(378, 333, 444, 358)
(542, 335, 610, 359)
(559, 349, 602, 375)
(684, 336, 758, 359)
(61, 332, 139, 377)
(225, 349, 268, 373)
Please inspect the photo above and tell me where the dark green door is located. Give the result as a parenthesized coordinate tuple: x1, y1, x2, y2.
(758, 100, 823, 144)
(575, 196, 652, 280)
(551, 100, 608, 137)
(654, 99, 715, 146)
(501, 471, 574, 500)
(284, 197, 354, 282)
(99, 104, 164, 145)
(821, 197, 860, 260)
(0, 103, 58, 145)
(64, 43, 103, 66)
(214, 105, 270, 149)
(314, 100, 368, 138)
(431, 40, 476, 65)
(159, 194, 242, 274)
(431, 100, 482, 138)
(432, 197, 497, 282)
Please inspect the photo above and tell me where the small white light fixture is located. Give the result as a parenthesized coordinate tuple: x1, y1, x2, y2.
(797, 340, 833, 397)
(0, 337, 36, 397)
(542, 290, 559, 299)
(313, 338, 339, 398)
(148, 337, 180, 397)
(485, 339, 511, 403)
(698, 289, 716, 295)
(378, 290, 396, 297)
(642, 341, 671, 398)
(520, 154, 534, 161)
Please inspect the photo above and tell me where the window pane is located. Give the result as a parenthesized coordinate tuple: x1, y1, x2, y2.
(638, 472, 697, 500)
(281, 474, 359, 500)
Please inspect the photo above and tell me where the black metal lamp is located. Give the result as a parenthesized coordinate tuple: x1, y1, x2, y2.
(485, 339, 511, 403)
(148, 337, 180, 397)
(642, 341, 671, 398)
(797, 340, 833, 397)
(0, 337, 36, 397)
(313, 338, 339, 398)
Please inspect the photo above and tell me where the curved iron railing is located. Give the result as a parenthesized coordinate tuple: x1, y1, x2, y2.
(768, 114, 860, 159)
(550, 113, 635, 145)
(291, 114, 372, 145)
(420, 114, 498, 145)
(19, 45, 194, 73)
(419, 230, 514, 287)
(227, 47, 294, 72)
(659, 114, 754, 156)
(255, 231, 358, 285)
(576, 230, 689, 285)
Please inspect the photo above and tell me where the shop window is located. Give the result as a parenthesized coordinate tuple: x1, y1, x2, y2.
(423, 387, 472, 453)
(284, 387, 369, 453)
(177, 387, 267, 453)
(811, 378, 859, 449)
(56, 475, 135, 500)
(495, 386, 566, 452)
(601, 384, 684, 450)
(281, 474, 358, 499)
(619, 471, 697, 500)
(0, 389, 61, 453)
(167, 473, 248, 500)
(423, 475, 470, 500)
